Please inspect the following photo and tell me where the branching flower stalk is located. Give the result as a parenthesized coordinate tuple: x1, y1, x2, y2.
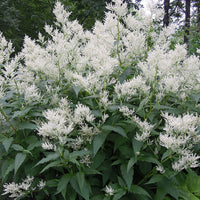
(116, 20, 122, 70)
(146, 65, 158, 120)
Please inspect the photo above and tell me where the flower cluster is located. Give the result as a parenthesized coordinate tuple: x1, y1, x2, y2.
(119, 106, 154, 141)
(160, 112, 200, 171)
(2, 176, 46, 200)
(37, 98, 98, 149)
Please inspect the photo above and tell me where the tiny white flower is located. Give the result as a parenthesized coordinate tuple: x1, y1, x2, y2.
(105, 185, 114, 196)
(119, 106, 135, 117)
(24, 84, 41, 104)
(102, 113, 109, 123)
(156, 165, 165, 174)
(38, 180, 46, 190)
(74, 104, 95, 124)
(135, 131, 151, 142)
(41, 141, 56, 150)
(80, 154, 92, 167)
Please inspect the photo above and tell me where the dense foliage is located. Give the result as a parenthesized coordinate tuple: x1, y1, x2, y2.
(1, 0, 200, 199)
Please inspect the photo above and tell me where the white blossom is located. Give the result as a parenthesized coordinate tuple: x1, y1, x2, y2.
(135, 131, 151, 142)
(37, 180, 46, 190)
(172, 152, 200, 172)
(102, 114, 109, 123)
(162, 112, 200, 136)
(2, 176, 34, 199)
(106, 0, 128, 18)
(68, 137, 84, 150)
(160, 112, 200, 171)
(80, 154, 92, 167)
(156, 165, 165, 174)
(2, 182, 24, 199)
(37, 109, 74, 138)
(24, 84, 41, 104)
(74, 104, 95, 124)
(99, 90, 112, 107)
(133, 116, 154, 133)
(119, 106, 135, 117)
(115, 76, 150, 99)
(105, 185, 115, 196)
(41, 141, 56, 151)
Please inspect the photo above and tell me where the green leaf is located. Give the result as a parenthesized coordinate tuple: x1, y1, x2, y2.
(139, 155, 161, 165)
(83, 168, 101, 175)
(112, 159, 122, 166)
(130, 185, 151, 198)
(154, 103, 175, 111)
(136, 98, 148, 112)
(63, 149, 70, 160)
(35, 153, 59, 167)
(184, 192, 199, 200)
(68, 185, 77, 200)
(132, 138, 143, 155)
(70, 150, 89, 159)
(117, 176, 126, 187)
(102, 125, 127, 138)
(186, 170, 200, 193)
(90, 152, 105, 169)
(109, 105, 120, 112)
(12, 144, 24, 151)
(145, 174, 163, 185)
(76, 172, 85, 193)
(23, 149, 33, 156)
(158, 178, 179, 199)
(127, 157, 137, 172)
(154, 188, 167, 200)
(27, 141, 41, 151)
(12, 107, 32, 118)
(120, 163, 134, 190)
(2, 137, 14, 152)
(1, 159, 14, 180)
(40, 160, 61, 173)
(46, 179, 59, 188)
(68, 158, 80, 166)
(161, 149, 172, 161)
(15, 153, 26, 175)
(91, 110, 102, 117)
(118, 66, 133, 83)
(114, 135, 127, 152)
(113, 188, 126, 200)
(72, 85, 82, 97)
(4, 162, 14, 180)
(70, 175, 90, 200)
(56, 174, 71, 195)
(17, 122, 37, 130)
(83, 95, 99, 99)
(93, 131, 109, 156)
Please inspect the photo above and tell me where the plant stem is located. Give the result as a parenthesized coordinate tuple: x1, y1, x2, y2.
(14, 79, 20, 98)
(146, 65, 158, 119)
(117, 20, 122, 69)
(138, 169, 154, 186)
(0, 107, 17, 134)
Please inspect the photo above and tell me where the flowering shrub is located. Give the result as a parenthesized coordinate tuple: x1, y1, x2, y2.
(1, 0, 200, 199)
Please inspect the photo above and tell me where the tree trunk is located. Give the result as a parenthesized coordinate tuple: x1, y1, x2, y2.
(184, 0, 191, 44)
(197, 0, 200, 32)
(163, 0, 170, 27)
